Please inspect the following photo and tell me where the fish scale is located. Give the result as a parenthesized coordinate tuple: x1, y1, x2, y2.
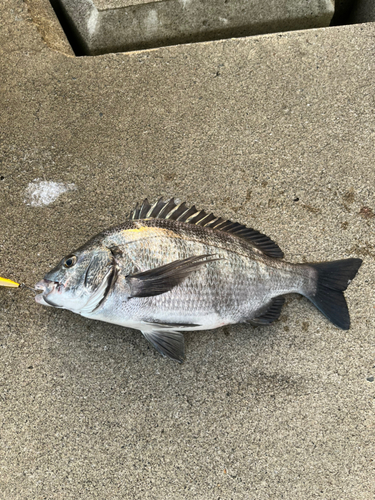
(108, 231, 257, 322)
(34, 198, 362, 362)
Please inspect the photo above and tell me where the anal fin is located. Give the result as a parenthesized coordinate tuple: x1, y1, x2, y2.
(249, 296, 285, 326)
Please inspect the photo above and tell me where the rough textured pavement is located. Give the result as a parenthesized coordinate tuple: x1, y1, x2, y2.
(1, 2, 374, 499)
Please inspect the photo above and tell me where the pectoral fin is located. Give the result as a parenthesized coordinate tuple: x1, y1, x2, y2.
(142, 328, 185, 362)
(127, 254, 219, 298)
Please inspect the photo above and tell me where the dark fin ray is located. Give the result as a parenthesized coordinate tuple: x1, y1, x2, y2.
(130, 202, 140, 220)
(166, 202, 189, 220)
(229, 226, 249, 235)
(197, 213, 217, 227)
(157, 198, 177, 218)
(249, 296, 285, 325)
(147, 197, 165, 218)
(213, 220, 232, 230)
(306, 258, 362, 330)
(127, 254, 220, 298)
(187, 210, 208, 224)
(129, 198, 284, 258)
(206, 217, 225, 228)
(142, 329, 185, 362)
(176, 205, 198, 222)
(225, 222, 243, 232)
(139, 198, 151, 219)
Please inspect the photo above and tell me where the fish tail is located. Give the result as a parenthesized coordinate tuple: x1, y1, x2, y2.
(305, 258, 362, 330)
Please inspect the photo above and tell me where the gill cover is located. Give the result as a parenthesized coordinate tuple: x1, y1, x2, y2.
(80, 264, 119, 315)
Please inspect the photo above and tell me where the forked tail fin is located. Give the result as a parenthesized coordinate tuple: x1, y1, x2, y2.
(306, 258, 362, 330)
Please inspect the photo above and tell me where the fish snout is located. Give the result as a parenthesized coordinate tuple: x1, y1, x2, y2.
(34, 279, 60, 305)
(35, 279, 50, 291)
(35, 279, 59, 291)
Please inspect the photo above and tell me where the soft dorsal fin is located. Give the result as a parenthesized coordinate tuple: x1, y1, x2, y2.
(129, 198, 284, 259)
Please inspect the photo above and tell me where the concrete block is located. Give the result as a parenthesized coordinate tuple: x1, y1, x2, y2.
(330, 0, 355, 24)
(348, 0, 375, 23)
(55, 0, 334, 54)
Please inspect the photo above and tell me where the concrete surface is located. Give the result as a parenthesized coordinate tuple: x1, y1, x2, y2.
(55, 0, 334, 54)
(24, 0, 74, 56)
(1, 1, 375, 499)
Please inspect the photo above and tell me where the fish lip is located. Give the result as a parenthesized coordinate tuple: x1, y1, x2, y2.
(34, 279, 64, 307)
(34, 279, 60, 292)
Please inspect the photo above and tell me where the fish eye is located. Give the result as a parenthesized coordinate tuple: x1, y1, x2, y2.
(64, 255, 77, 268)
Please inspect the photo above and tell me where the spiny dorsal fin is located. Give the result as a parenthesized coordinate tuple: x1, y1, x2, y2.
(129, 198, 284, 259)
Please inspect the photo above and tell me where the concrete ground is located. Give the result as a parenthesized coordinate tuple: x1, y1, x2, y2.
(1, 1, 374, 499)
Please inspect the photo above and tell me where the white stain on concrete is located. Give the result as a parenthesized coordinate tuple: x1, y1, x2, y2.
(179, 0, 192, 8)
(24, 179, 76, 207)
(145, 9, 159, 34)
(219, 17, 228, 24)
(87, 6, 99, 36)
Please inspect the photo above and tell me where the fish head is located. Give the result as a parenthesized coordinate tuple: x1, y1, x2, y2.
(35, 241, 114, 313)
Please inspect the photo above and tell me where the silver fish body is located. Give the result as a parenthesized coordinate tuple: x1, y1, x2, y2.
(35, 198, 362, 361)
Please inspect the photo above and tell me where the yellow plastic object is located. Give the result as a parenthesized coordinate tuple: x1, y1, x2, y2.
(0, 276, 20, 288)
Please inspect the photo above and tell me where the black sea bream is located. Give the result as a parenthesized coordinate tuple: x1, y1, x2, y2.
(35, 198, 362, 362)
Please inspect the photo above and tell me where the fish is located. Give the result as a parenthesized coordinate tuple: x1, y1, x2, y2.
(35, 198, 362, 362)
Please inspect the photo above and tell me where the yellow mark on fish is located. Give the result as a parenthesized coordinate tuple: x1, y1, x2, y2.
(121, 224, 180, 241)
(0, 276, 20, 288)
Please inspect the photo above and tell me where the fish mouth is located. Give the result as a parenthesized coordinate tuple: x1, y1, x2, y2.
(34, 279, 63, 307)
